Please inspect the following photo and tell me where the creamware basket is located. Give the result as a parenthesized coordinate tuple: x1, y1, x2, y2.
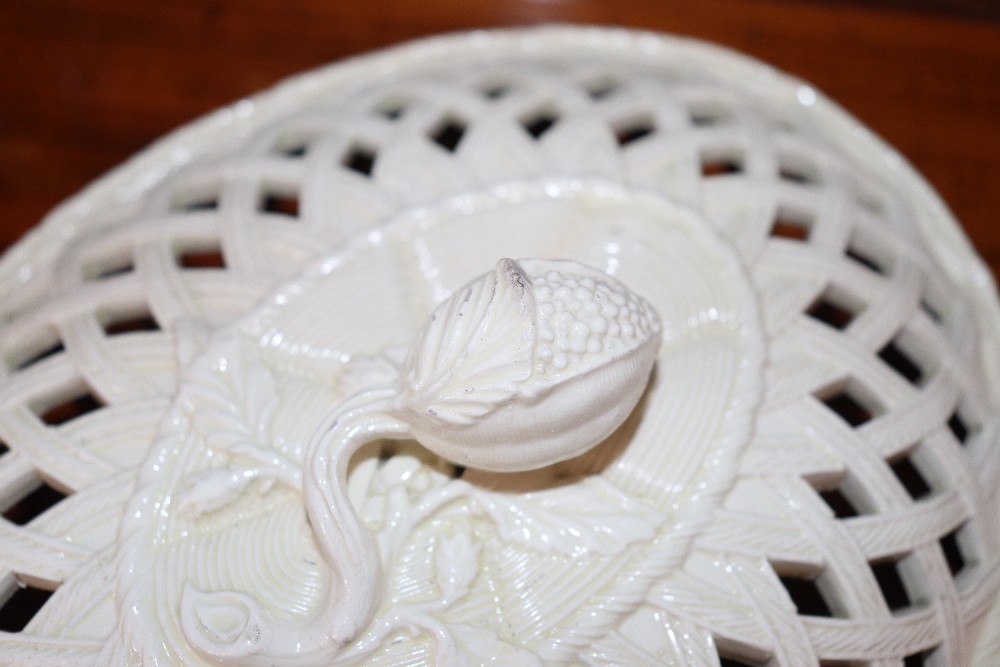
(0, 26, 997, 667)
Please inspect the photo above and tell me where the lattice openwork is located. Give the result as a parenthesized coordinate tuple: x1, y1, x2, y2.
(0, 27, 997, 666)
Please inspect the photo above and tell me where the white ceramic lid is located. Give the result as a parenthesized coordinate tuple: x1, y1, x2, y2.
(0, 26, 997, 666)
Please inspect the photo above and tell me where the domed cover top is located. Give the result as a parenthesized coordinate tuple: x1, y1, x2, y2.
(0, 26, 998, 667)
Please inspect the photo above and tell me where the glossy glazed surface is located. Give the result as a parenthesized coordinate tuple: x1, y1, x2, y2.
(0, 27, 997, 666)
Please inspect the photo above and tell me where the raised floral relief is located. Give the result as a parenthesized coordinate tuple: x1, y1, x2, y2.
(4, 27, 996, 667)
(177, 258, 662, 666)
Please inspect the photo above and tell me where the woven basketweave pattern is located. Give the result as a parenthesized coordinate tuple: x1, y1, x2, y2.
(0, 29, 997, 666)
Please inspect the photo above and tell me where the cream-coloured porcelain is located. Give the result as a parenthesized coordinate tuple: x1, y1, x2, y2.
(0, 25, 997, 667)
(114, 179, 761, 666)
(175, 255, 662, 664)
(402, 257, 661, 472)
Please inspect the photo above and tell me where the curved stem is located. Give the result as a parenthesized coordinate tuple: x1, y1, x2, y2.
(329, 606, 461, 667)
(182, 387, 408, 666)
(301, 388, 407, 645)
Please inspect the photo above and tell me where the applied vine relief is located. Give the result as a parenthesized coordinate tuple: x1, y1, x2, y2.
(176, 258, 663, 666)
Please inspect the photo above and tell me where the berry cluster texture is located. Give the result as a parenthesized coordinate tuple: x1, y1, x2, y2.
(532, 269, 659, 376)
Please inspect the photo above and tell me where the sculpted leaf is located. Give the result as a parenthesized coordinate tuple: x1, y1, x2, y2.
(177, 336, 284, 515)
(404, 260, 535, 425)
(186, 337, 279, 451)
(474, 477, 662, 557)
(435, 531, 481, 602)
(177, 466, 259, 516)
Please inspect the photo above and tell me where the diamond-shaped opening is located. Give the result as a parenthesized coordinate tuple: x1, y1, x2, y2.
(35, 387, 104, 426)
(520, 108, 560, 140)
(870, 557, 915, 612)
(0, 441, 8, 457)
(171, 187, 220, 213)
(377, 97, 407, 119)
(816, 380, 882, 427)
(429, 116, 467, 153)
(701, 148, 744, 177)
(769, 206, 814, 241)
(845, 246, 883, 274)
(102, 307, 161, 337)
(687, 102, 731, 126)
(807, 286, 865, 330)
(919, 298, 945, 325)
(904, 648, 939, 667)
(939, 527, 967, 577)
(89, 261, 133, 281)
(279, 144, 308, 158)
(259, 187, 299, 218)
(0, 580, 55, 632)
(272, 137, 309, 158)
(810, 472, 873, 518)
(769, 220, 808, 241)
(341, 143, 377, 177)
(178, 243, 226, 269)
(844, 226, 895, 275)
(11, 332, 64, 371)
(823, 392, 873, 427)
(778, 574, 835, 617)
(948, 410, 970, 445)
(585, 76, 619, 100)
(778, 157, 821, 186)
(83, 251, 134, 281)
(888, 452, 932, 501)
(819, 487, 860, 519)
(879, 339, 924, 385)
(481, 82, 510, 100)
(3, 480, 68, 525)
(613, 115, 656, 147)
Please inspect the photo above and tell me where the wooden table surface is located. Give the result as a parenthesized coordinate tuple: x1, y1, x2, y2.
(2, 0, 999, 275)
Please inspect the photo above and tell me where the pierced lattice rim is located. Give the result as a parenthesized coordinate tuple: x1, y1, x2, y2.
(2, 27, 997, 408)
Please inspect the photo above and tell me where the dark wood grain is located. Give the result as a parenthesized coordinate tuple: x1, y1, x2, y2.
(808, 0, 1000, 21)
(2, 0, 999, 276)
